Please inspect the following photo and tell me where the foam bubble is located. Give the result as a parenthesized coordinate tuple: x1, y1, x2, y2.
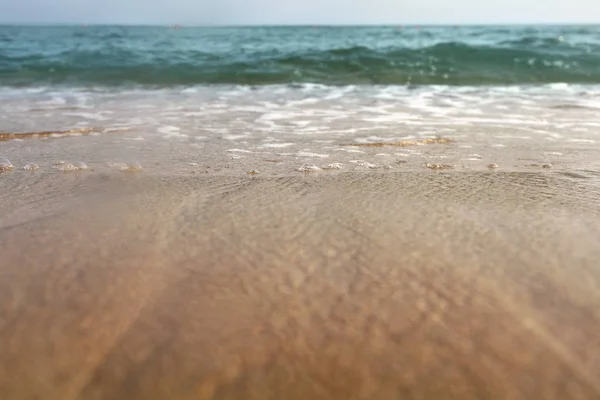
(322, 163, 343, 170)
(74, 162, 89, 170)
(297, 164, 321, 172)
(424, 163, 453, 170)
(21, 163, 39, 171)
(0, 157, 13, 172)
(120, 162, 143, 172)
(57, 163, 78, 172)
(350, 160, 379, 169)
(55, 161, 90, 172)
(108, 162, 143, 172)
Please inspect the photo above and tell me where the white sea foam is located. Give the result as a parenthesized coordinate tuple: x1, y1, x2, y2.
(158, 126, 188, 138)
(21, 163, 39, 171)
(259, 143, 295, 148)
(322, 163, 343, 170)
(2, 84, 600, 173)
(334, 148, 365, 153)
(297, 164, 321, 172)
(296, 151, 329, 158)
(224, 134, 248, 141)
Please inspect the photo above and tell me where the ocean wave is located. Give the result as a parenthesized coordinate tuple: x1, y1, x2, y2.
(1, 26, 599, 86)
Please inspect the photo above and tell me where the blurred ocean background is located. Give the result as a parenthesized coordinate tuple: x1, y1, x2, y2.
(1, 25, 599, 87)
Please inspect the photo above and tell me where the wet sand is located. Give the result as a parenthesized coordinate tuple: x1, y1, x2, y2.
(1, 170, 600, 400)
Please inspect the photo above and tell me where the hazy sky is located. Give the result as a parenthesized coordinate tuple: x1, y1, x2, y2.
(0, 0, 598, 25)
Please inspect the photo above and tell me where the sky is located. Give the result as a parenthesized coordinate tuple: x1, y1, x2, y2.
(0, 0, 598, 25)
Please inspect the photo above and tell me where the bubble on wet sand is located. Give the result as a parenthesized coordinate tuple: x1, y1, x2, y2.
(322, 163, 343, 170)
(56, 161, 90, 172)
(57, 163, 78, 172)
(0, 157, 13, 172)
(247, 170, 260, 175)
(487, 163, 499, 169)
(21, 163, 39, 171)
(525, 163, 553, 169)
(424, 163, 454, 170)
(350, 160, 379, 169)
(74, 162, 89, 170)
(120, 162, 143, 172)
(297, 164, 321, 172)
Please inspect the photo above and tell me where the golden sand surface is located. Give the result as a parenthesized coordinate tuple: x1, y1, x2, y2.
(1, 171, 600, 399)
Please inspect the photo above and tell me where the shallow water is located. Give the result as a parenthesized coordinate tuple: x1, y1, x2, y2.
(1, 84, 600, 178)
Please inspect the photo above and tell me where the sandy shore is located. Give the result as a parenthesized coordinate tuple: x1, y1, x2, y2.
(1, 170, 600, 399)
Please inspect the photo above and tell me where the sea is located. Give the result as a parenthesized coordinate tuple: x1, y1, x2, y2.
(1, 25, 600, 175)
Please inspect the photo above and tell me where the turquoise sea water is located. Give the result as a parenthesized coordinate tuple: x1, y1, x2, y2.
(1, 25, 599, 87)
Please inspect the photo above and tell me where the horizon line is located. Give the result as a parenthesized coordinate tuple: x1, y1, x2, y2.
(0, 22, 599, 27)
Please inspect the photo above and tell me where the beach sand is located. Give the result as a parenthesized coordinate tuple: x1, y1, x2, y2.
(1, 169, 600, 399)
